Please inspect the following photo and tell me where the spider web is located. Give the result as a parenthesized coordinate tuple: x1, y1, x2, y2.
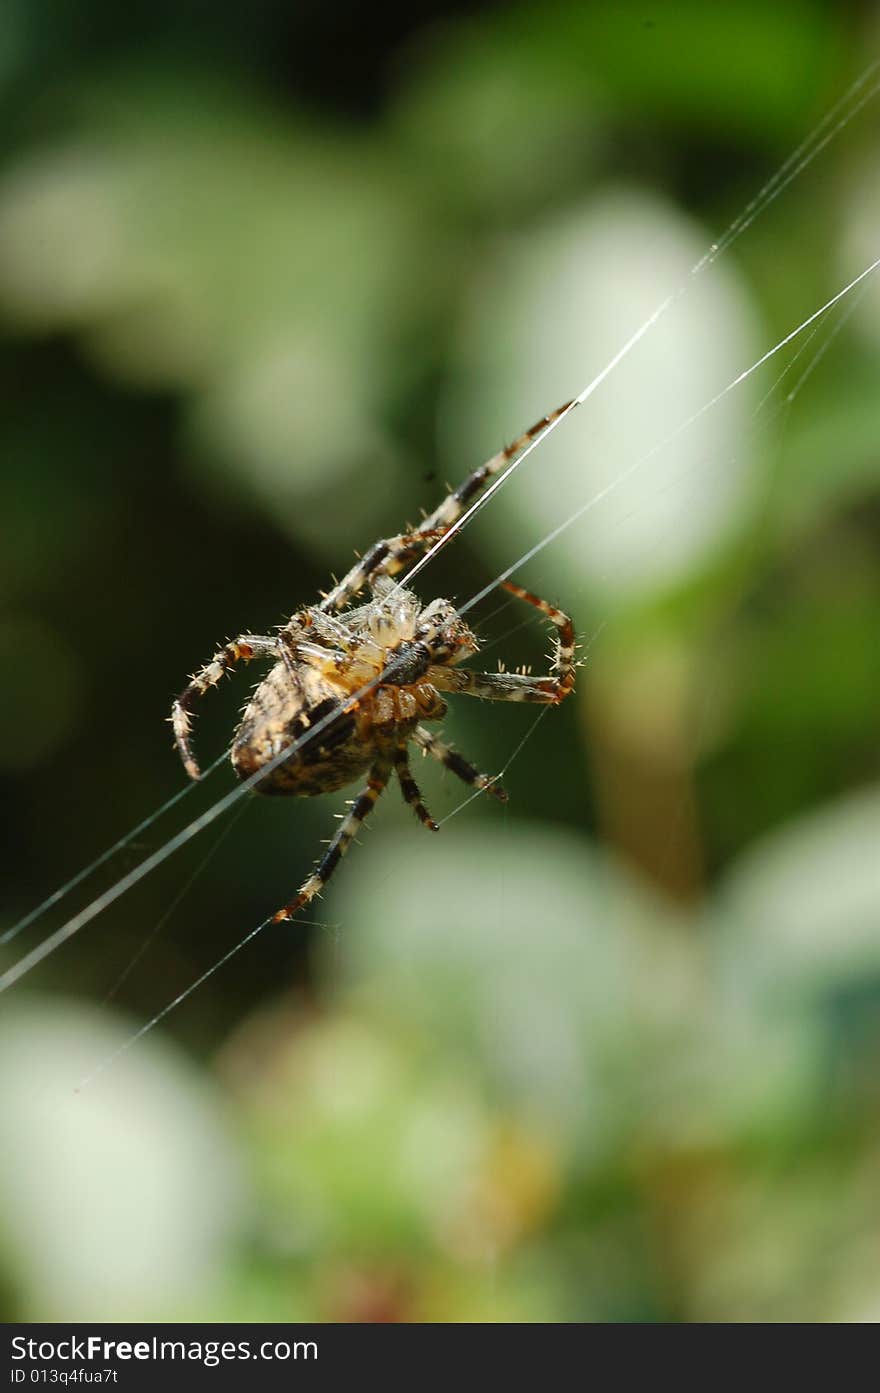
(4, 57, 880, 1086)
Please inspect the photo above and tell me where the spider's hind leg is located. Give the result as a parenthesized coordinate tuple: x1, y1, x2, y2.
(273, 758, 391, 922)
(412, 725, 507, 802)
(394, 745, 439, 830)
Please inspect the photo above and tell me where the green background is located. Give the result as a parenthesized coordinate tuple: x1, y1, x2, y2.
(2, 0, 880, 1322)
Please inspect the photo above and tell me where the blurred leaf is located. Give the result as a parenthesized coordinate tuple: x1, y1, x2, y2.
(560, 0, 844, 142)
(393, 14, 602, 220)
(400, 0, 843, 165)
(772, 367, 880, 537)
(0, 73, 442, 555)
(326, 820, 697, 1157)
(714, 784, 880, 1008)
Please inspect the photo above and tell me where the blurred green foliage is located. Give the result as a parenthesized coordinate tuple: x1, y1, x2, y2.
(2, 0, 880, 1323)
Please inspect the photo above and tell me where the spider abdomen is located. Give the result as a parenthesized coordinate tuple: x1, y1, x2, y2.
(231, 660, 371, 797)
(230, 659, 439, 798)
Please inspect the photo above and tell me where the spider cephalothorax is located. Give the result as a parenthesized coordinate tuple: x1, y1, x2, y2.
(171, 401, 577, 921)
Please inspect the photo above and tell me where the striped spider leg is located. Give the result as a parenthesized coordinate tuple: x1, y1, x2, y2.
(171, 635, 280, 780)
(319, 401, 576, 613)
(411, 725, 509, 803)
(274, 757, 393, 922)
(271, 728, 510, 924)
(429, 581, 577, 707)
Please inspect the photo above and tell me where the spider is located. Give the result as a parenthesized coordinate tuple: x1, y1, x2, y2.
(171, 401, 577, 923)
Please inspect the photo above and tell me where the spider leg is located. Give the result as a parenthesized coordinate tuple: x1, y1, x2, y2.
(272, 758, 392, 922)
(171, 634, 278, 780)
(430, 582, 576, 706)
(421, 400, 575, 533)
(412, 725, 507, 802)
(393, 745, 438, 830)
(319, 529, 447, 613)
(319, 401, 574, 612)
(290, 607, 355, 647)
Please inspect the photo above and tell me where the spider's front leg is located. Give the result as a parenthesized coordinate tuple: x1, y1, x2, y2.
(171, 634, 278, 780)
(319, 529, 448, 614)
(319, 401, 576, 613)
(431, 582, 576, 706)
(273, 757, 391, 921)
(421, 401, 575, 533)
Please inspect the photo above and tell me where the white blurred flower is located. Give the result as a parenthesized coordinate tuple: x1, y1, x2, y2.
(444, 188, 761, 604)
